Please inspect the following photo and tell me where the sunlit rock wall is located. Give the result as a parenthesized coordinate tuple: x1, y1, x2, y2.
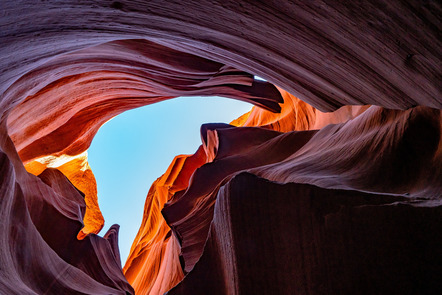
(24, 152, 104, 238)
(1, 37, 282, 294)
(124, 88, 441, 294)
(1, 1, 441, 295)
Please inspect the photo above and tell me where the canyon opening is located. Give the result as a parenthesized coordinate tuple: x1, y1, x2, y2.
(0, 1, 441, 295)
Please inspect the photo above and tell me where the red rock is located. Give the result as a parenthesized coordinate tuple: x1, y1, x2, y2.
(163, 106, 442, 291)
(6, 39, 282, 163)
(0, 146, 134, 294)
(24, 152, 104, 239)
(168, 173, 442, 294)
(1, 1, 440, 112)
(123, 147, 206, 294)
(0, 1, 441, 294)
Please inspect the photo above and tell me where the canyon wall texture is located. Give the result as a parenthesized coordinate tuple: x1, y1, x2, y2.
(1, 1, 441, 295)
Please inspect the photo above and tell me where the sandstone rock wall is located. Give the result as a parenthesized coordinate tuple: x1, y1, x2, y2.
(0, 1, 440, 294)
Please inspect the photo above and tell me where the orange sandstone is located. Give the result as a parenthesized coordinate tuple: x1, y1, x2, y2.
(123, 147, 206, 294)
(24, 152, 104, 238)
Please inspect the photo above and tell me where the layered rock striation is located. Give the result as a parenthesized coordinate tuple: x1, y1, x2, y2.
(1, 1, 441, 295)
(0, 37, 282, 294)
(165, 104, 442, 294)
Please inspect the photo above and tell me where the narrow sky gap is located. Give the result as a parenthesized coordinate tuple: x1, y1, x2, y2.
(87, 96, 252, 263)
(254, 75, 267, 81)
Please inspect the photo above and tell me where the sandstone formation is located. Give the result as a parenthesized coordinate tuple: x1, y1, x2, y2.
(24, 152, 104, 238)
(0, 1, 441, 295)
(165, 105, 442, 294)
(123, 147, 207, 294)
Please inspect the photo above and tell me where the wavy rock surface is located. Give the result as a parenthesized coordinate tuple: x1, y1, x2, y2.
(233, 87, 370, 132)
(0, 1, 441, 295)
(6, 39, 282, 163)
(123, 147, 207, 294)
(0, 37, 281, 293)
(165, 105, 441, 294)
(24, 152, 104, 238)
(169, 172, 441, 294)
(123, 91, 372, 292)
(1, 1, 440, 112)
(0, 143, 134, 294)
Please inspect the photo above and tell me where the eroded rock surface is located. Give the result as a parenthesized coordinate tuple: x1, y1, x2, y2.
(1, 1, 441, 294)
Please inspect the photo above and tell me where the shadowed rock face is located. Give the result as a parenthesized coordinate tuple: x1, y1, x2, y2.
(164, 104, 442, 295)
(0, 1, 441, 295)
(169, 172, 442, 295)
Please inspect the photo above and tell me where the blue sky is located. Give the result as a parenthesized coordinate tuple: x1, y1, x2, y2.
(88, 96, 252, 264)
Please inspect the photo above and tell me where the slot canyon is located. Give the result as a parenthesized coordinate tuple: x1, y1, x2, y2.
(0, 1, 441, 294)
